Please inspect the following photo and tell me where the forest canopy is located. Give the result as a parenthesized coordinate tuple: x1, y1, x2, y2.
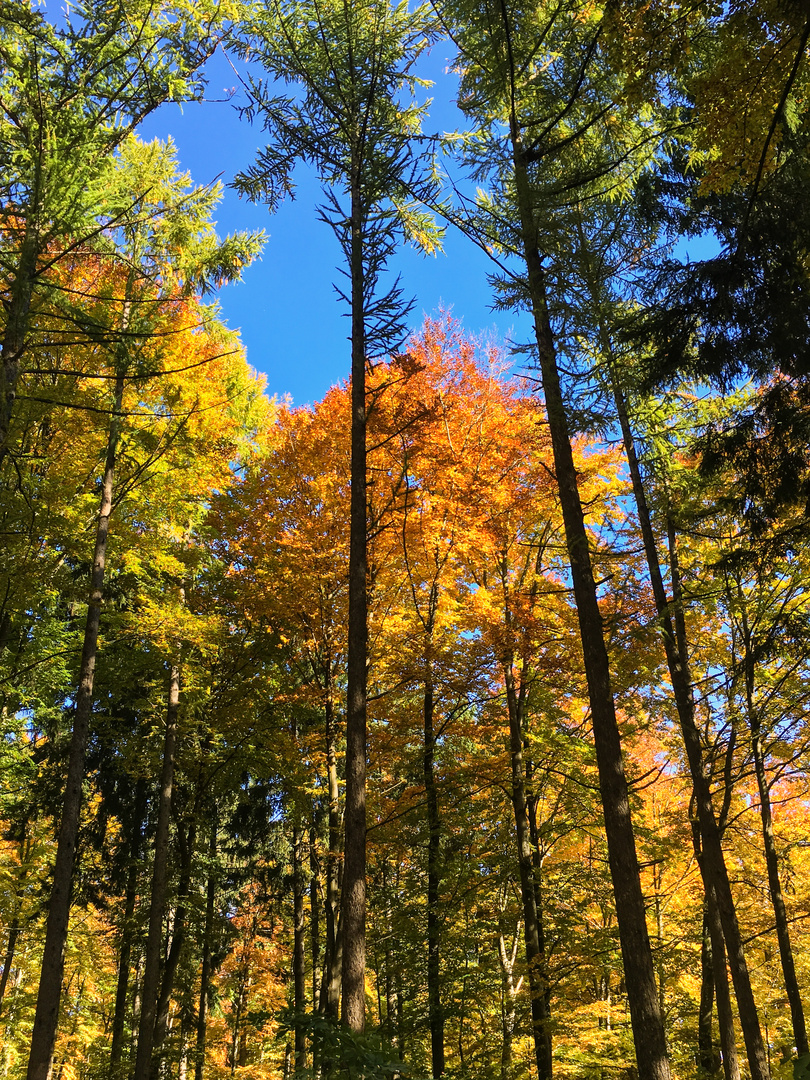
(1, 2, 810, 1080)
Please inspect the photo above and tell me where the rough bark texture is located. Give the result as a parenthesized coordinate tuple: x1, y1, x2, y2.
(26, 371, 125, 1080)
(340, 177, 367, 1034)
(133, 661, 181, 1080)
(511, 145, 670, 1080)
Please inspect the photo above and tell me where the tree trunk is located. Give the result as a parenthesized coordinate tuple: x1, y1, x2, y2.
(698, 909, 721, 1077)
(26, 369, 125, 1080)
(133, 660, 182, 1080)
(504, 663, 552, 1080)
(0, 918, 19, 1016)
(153, 817, 196, 1050)
(292, 821, 307, 1071)
(743, 645, 808, 1057)
(0, 231, 37, 469)
(708, 884, 741, 1080)
(310, 822, 321, 1012)
(574, 212, 767, 1080)
(510, 137, 669, 1080)
(194, 811, 217, 1080)
(340, 172, 367, 1035)
(424, 663, 445, 1077)
(110, 782, 147, 1077)
(321, 687, 342, 1018)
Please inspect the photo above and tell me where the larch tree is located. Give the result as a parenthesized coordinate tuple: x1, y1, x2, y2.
(437, 0, 674, 1075)
(232, 0, 441, 1034)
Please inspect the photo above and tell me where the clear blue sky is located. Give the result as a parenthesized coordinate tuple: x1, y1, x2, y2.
(136, 45, 532, 406)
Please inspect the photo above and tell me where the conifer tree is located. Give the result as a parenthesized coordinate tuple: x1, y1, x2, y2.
(232, 0, 441, 1034)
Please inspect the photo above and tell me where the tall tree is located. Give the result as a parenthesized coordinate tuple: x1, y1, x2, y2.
(233, 0, 440, 1033)
(439, 1, 672, 1075)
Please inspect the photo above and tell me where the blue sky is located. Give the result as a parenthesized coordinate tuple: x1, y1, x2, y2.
(136, 45, 532, 407)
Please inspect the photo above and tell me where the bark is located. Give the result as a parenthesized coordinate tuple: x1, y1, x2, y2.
(292, 822, 307, 1070)
(504, 664, 552, 1080)
(153, 817, 196, 1050)
(26, 369, 125, 1080)
(194, 812, 217, 1080)
(133, 660, 182, 1080)
(340, 173, 367, 1035)
(510, 135, 669, 1080)
(424, 663, 445, 1077)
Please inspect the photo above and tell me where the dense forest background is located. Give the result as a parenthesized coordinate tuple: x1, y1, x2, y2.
(2, 2, 810, 1080)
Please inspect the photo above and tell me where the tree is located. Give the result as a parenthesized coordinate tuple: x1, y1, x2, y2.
(232, 0, 440, 1033)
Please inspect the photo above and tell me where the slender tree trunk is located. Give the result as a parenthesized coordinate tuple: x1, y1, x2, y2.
(708, 884, 741, 1080)
(310, 822, 321, 1011)
(26, 369, 125, 1080)
(698, 909, 721, 1077)
(0, 918, 19, 1015)
(133, 660, 182, 1080)
(341, 173, 367, 1035)
(321, 687, 342, 1018)
(153, 817, 196, 1050)
(194, 811, 217, 1080)
(510, 138, 669, 1080)
(424, 662, 445, 1077)
(497, 912, 523, 1080)
(575, 223, 769, 1080)
(110, 783, 147, 1077)
(292, 821, 307, 1071)
(503, 663, 552, 1080)
(742, 647, 808, 1056)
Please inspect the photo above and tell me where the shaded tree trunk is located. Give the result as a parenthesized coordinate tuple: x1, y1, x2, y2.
(504, 663, 552, 1080)
(153, 817, 196, 1050)
(320, 686, 342, 1018)
(292, 820, 307, 1071)
(424, 661, 445, 1077)
(740, 628, 808, 1057)
(576, 228, 769, 1080)
(26, 369, 125, 1080)
(310, 822, 321, 1011)
(0, 231, 37, 469)
(133, 660, 182, 1080)
(341, 173, 368, 1035)
(194, 811, 217, 1080)
(110, 782, 147, 1077)
(698, 909, 721, 1077)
